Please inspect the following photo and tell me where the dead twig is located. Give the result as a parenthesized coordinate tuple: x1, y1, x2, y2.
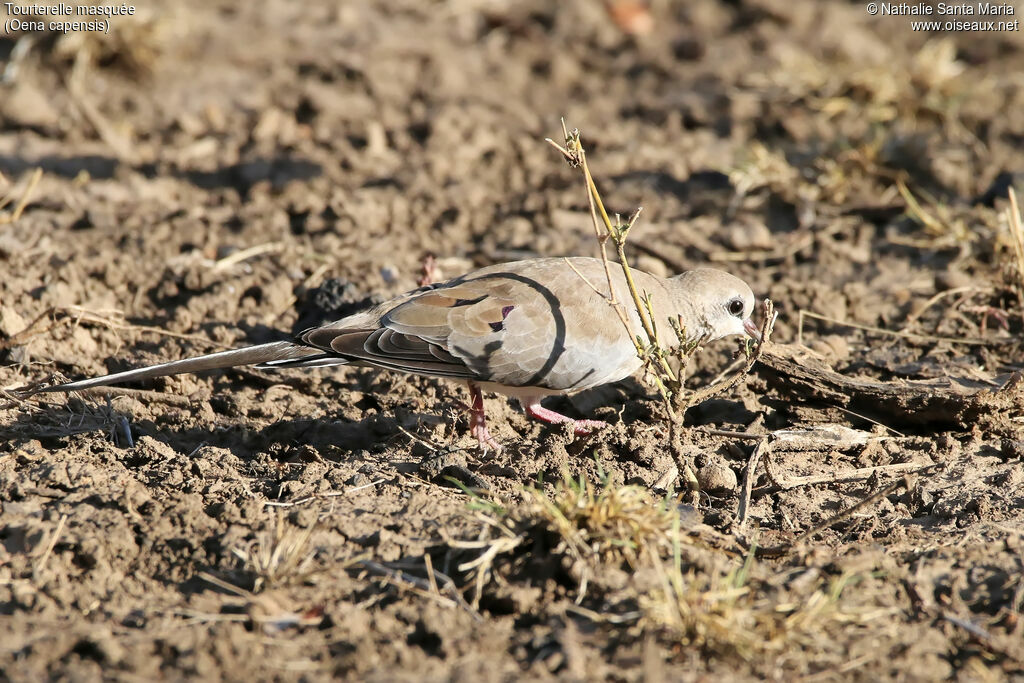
(900, 286, 991, 331)
(708, 229, 816, 263)
(359, 559, 481, 619)
(8, 306, 238, 398)
(749, 462, 945, 559)
(547, 124, 669, 385)
(682, 300, 777, 413)
(3, 305, 234, 356)
(764, 457, 937, 491)
(736, 439, 770, 531)
(798, 309, 1014, 347)
(65, 62, 135, 162)
(834, 406, 906, 437)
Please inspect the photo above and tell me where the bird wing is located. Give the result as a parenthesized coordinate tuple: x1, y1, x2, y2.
(293, 259, 649, 391)
(296, 279, 518, 381)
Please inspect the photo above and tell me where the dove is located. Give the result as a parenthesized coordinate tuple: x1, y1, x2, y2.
(22, 257, 758, 449)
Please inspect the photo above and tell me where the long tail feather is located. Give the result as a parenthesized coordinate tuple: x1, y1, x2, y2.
(27, 341, 324, 395)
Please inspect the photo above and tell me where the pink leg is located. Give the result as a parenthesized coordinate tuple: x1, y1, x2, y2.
(524, 401, 608, 436)
(467, 382, 502, 451)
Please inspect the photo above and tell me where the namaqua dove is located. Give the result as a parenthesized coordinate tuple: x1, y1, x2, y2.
(22, 257, 758, 449)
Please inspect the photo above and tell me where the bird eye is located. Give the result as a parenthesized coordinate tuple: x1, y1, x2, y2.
(727, 298, 745, 317)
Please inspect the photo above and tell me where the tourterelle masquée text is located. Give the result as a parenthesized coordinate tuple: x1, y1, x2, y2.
(3, 3, 136, 35)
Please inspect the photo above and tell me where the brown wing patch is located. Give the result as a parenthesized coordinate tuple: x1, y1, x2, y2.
(384, 282, 513, 341)
(294, 277, 524, 381)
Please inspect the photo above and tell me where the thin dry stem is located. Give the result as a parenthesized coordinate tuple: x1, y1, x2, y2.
(549, 121, 776, 497)
(549, 125, 659, 364)
(33, 514, 69, 574)
(789, 475, 915, 548)
(1006, 188, 1024, 326)
(552, 123, 769, 408)
(213, 241, 284, 271)
(4, 305, 233, 358)
(0, 167, 42, 224)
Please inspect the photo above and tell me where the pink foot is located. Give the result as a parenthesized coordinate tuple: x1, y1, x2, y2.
(467, 382, 502, 452)
(525, 402, 608, 437)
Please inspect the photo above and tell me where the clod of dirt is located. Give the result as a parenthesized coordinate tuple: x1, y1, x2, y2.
(0, 306, 27, 338)
(291, 278, 381, 333)
(697, 460, 737, 494)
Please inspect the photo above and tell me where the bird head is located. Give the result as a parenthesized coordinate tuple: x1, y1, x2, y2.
(670, 269, 759, 342)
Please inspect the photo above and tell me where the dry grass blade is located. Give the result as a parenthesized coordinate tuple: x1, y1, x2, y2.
(736, 438, 770, 531)
(644, 543, 759, 659)
(232, 511, 318, 592)
(450, 471, 679, 602)
(2, 385, 132, 443)
(0, 167, 43, 224)
(33, 514, 69, 574)
(262, 478, 387, 508)
(5, 306, 235, 398)
(642, 527, 892, 662)
(454, 469, 683, 604)
(360, 559, 482, 619)
(453, 471, 894, 666)
(894, 178, 971, 247)
(788, 475, 916, 548)
(213, 241, 285, 271)
(65, 53, 136, 162)
(797, 309, 1014, 347)
(526, 469, 679, 570)
(1006, 188, 1024, 326)
(897, 178, 947, 237)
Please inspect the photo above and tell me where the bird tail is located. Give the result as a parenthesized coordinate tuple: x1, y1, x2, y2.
(23, 341, 331, 395)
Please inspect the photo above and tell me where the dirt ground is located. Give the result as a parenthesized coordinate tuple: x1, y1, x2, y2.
(1, 0, 1023, 680)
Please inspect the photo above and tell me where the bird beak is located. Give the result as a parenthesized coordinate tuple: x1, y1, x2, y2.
(743, 318, 761, 341)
